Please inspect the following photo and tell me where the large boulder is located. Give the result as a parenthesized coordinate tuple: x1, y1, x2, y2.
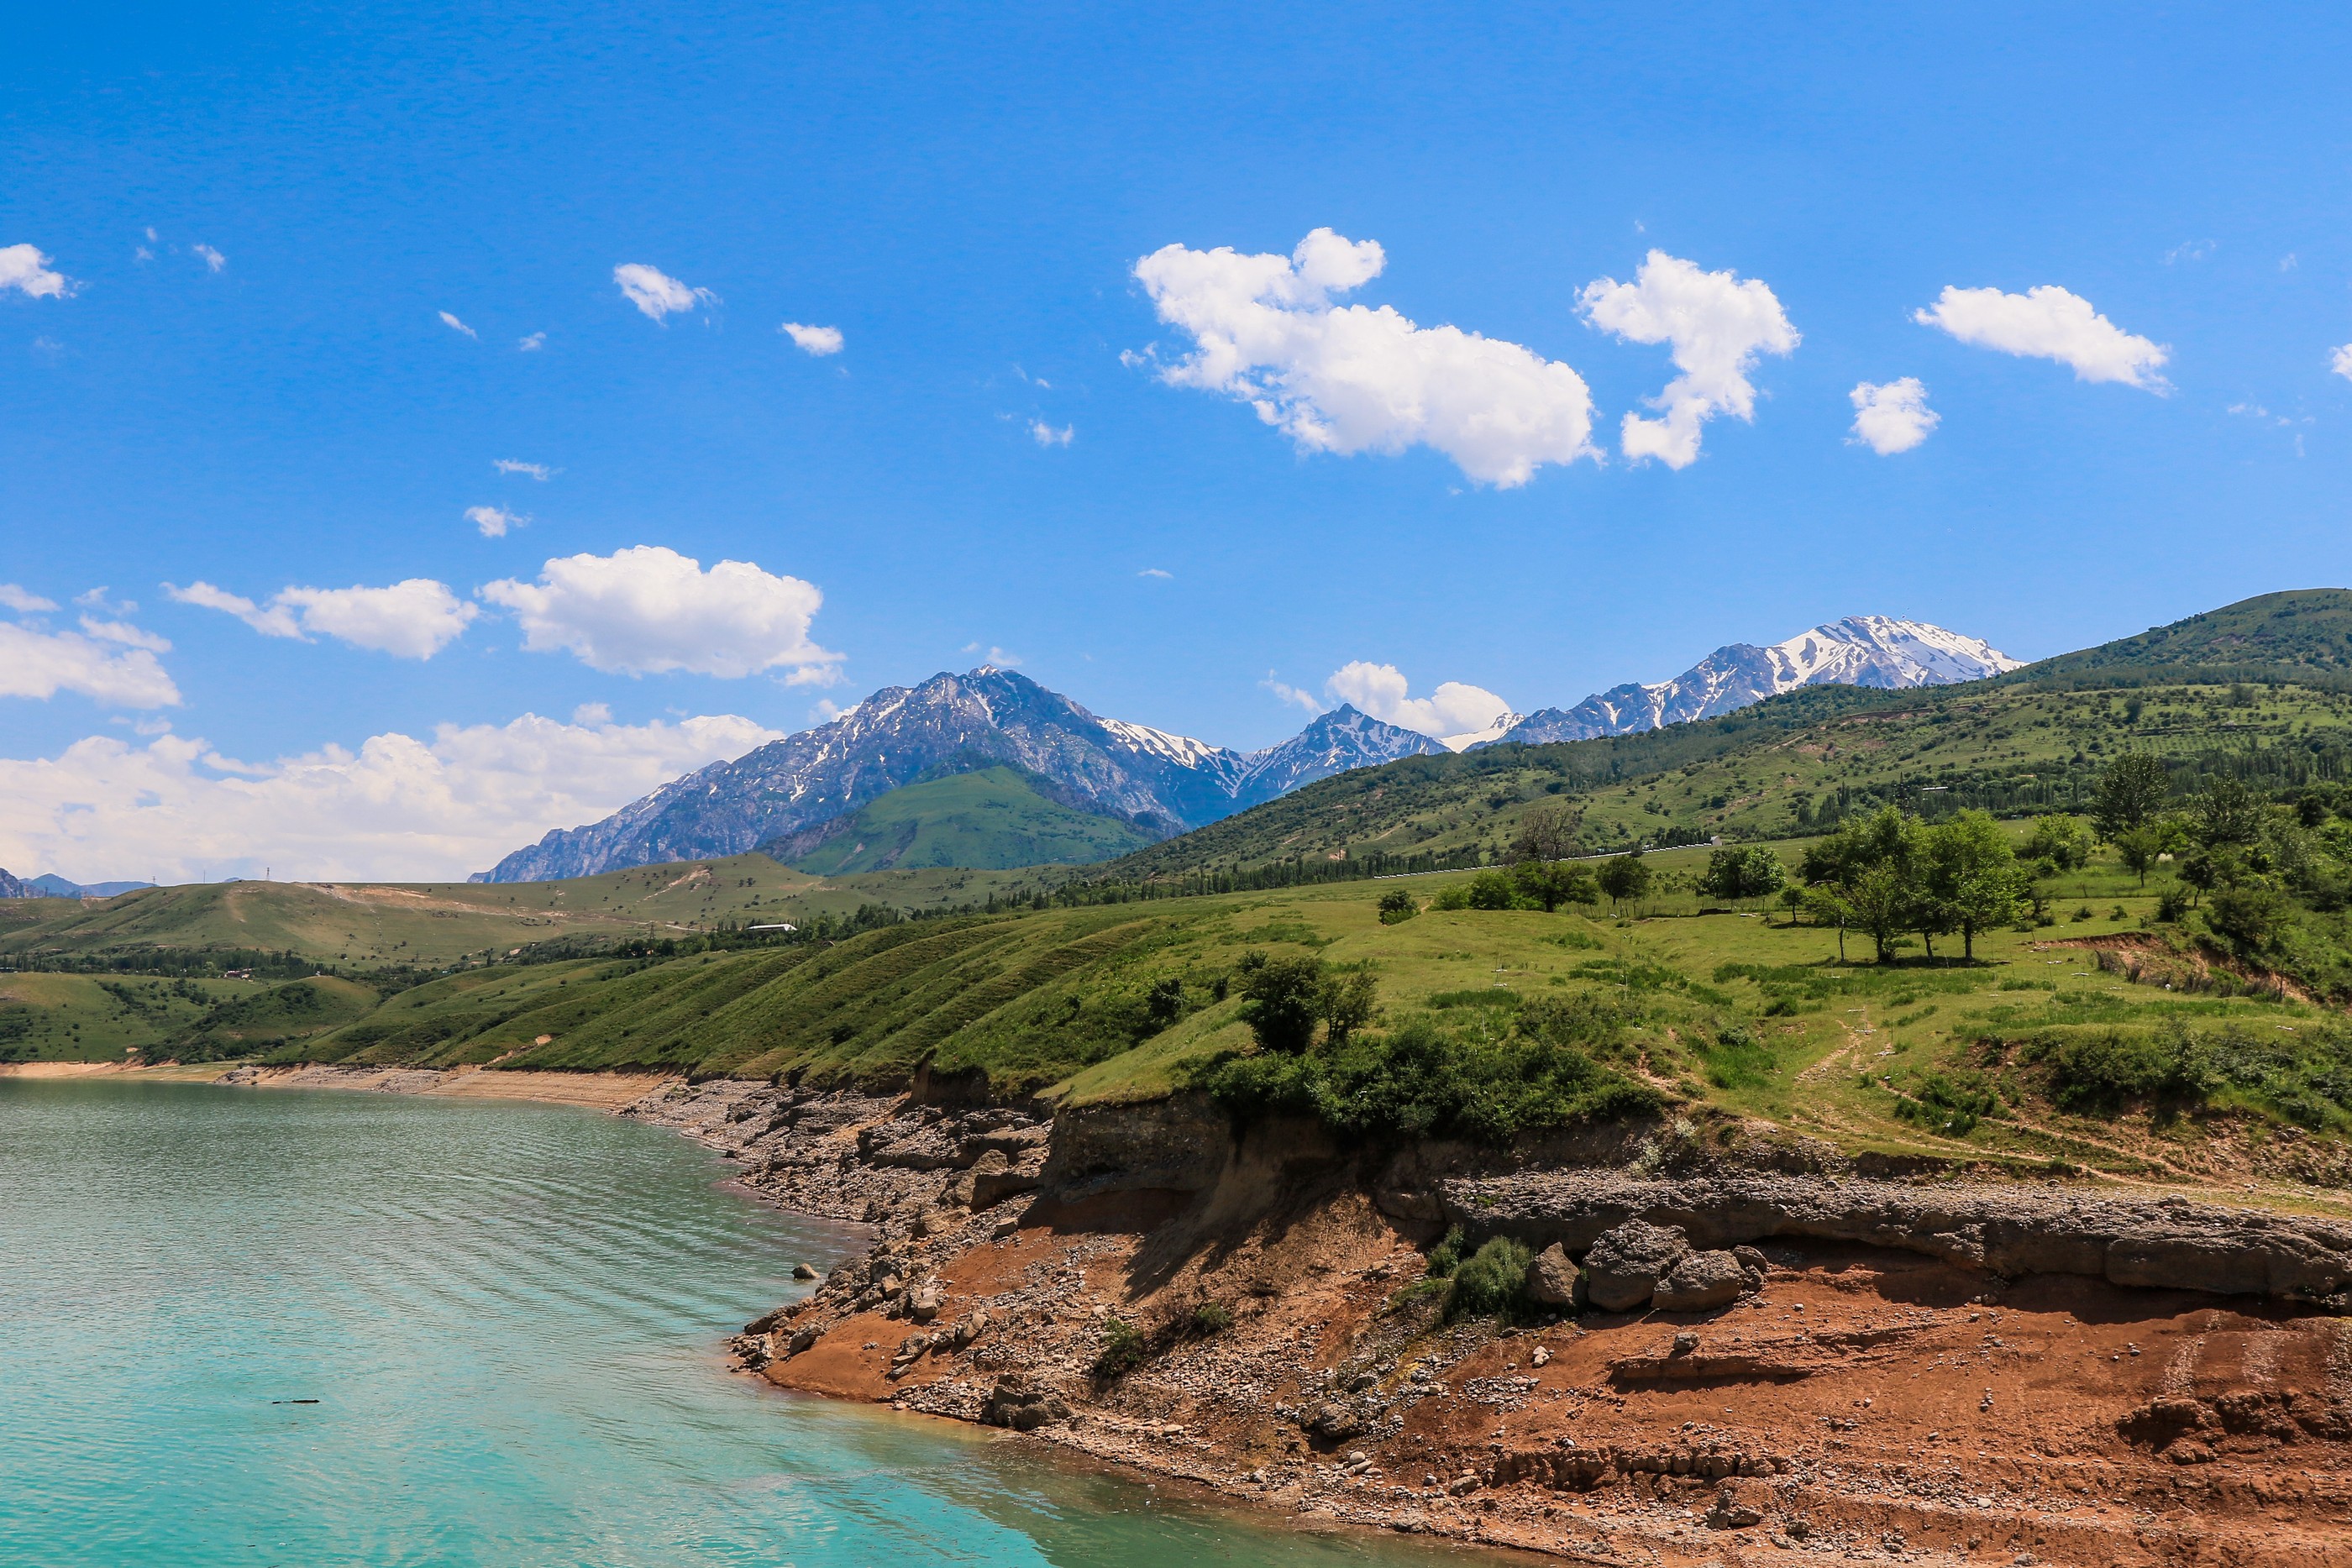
(983, 1377, 1072, 1431)
(1583, 1219, 1692, 1312)
(1523, 1243, 1582, 1308)
(1654, 1250, 1746, 1312)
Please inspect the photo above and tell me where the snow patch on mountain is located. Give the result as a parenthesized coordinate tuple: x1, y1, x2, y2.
(1492, 616, 2020, 747)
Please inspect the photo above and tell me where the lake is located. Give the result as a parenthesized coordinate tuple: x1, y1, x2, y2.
(0, 1078, 1504, 1567)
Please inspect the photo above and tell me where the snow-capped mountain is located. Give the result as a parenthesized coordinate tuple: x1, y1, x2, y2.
(480, 668, 1436, 882)
(1491, 616, 2022, 747)
(1229, 706, 1446, 805)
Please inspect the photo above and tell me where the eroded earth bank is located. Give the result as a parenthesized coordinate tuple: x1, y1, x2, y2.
(627, 1079, 2352, 1567)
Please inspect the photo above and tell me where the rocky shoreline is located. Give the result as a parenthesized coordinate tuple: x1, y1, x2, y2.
(626, 1077, 2352, 1567)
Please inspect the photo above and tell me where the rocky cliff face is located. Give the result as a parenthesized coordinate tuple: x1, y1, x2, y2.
(627, 1080, 2352, 1567)
(480, 669, 1438, 883)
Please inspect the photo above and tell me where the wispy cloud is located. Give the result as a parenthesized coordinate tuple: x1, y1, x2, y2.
(192, 244, 226, 273)
(1029, 420, 1074, 448)
(494, 459, 555, 480)
(780, 321, 843, 355)
(465, 505, 527, 538)
(1915, 284, 2169, 391)
(438, 311, 478, 338)
(517, 332, 545, 352)
(1260, 674, 1325, 715)
(167, 579, 477, 659)
(2161, 239, 2215, 265)
(613, 263, 715, 321)
(0, 621, 179, 707)
(0, 585, 59, 613)
(1137, 568, 1173, 580)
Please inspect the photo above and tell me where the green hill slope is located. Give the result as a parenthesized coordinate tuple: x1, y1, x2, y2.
(2013, 588, 2352, 685)
(774, 767, 1155, 873)
(1092, 592, 2352, 888)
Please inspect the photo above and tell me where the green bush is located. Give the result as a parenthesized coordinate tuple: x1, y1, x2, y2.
(1376, 888, 1420, 924)
(1198, 996, 1659, 1146)
(1092, 1317, 1148, 1380)
(2034, 1026, 2213, 1114)
(1446, 1237, 1534, 1320)
(1424, 1226, 1467, 1277)
(1190, 1302, 1233, 1335)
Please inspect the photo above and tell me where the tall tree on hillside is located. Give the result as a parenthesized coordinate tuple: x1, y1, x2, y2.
(1700, 845, 1788, 909)
(1510, 802, 1583, 864)
(1921, 809, 2029, 960)
(2092, 753, 2171, 842)
(1597, 852, 1651, 915)
(1801, 805, 1926, 962)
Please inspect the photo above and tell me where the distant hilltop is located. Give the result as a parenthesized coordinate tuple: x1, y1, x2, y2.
(0, 870, 153, 900)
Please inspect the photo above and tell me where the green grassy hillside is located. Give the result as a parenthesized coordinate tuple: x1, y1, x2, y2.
(235, 847, 2352, 1190)
(0, 852, 1054, 973)
(778, 767, 1155, 873)
(1094, 676, 2352, 885)
(0, 973, 375, 1064)
(2013, 588, 2352, 685)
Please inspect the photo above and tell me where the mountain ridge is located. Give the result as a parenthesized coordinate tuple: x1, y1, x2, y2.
(480, 669, 1437, 883)
(479, 615, 2011, 884)
(1491, 616, 2021, 747)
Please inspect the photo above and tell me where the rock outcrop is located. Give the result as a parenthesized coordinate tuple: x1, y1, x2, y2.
(1442, 1170, 2352, 1310)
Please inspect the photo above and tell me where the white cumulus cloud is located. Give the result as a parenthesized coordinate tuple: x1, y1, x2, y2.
(1848, 378, 1939, 455)
(0, 584, 60, 612)
(466, 505, 526, 538)
(438, 311, 477, 338)
(0, 711, 781, 884)
(1914, 284, 2168, 391)
(0, 244, 76, 300)
(479, 545, 840, 680)
(192, 244, 226, 273)
(1029, 420, 1074, 447)
(167, 579, 478, 658)
(2331, 344, 2352, 382)
(1323, 661, 1509, 747)
(1133, 227, 1597, 487)
(614, 263, 715, 321)
(0, 621, 180, 708)
(1580, 250, 1798, 469)
(780, 321, 843, 355)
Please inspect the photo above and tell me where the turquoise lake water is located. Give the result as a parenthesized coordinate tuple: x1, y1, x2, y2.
(0, 1078, 1503, 1567)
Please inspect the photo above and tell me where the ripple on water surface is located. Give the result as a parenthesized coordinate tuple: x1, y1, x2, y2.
(0, 1079, 1506, 1567)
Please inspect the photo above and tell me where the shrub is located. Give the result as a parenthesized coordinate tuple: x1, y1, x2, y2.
(1235, 952, 1326, 1053)
(1431, 884, 1473, 911)
(1424, 1226, 1467, 1278)
(1190, 1302, 1233, 1336)
(1446, 1237, 1534, 1320)
(1092, 1317, 1147, 1380)
(1376, 888, 1420, 924)
(1198, 1002, 1659, 1146)
(1466, 870, 1527, 910)
(2034, 1025, 2214, 1114)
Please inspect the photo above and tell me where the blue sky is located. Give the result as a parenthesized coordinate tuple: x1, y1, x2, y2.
(6, 2, 2352, 882)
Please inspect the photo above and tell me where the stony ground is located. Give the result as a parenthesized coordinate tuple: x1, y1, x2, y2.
(627, 1079, 2352, 1567)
